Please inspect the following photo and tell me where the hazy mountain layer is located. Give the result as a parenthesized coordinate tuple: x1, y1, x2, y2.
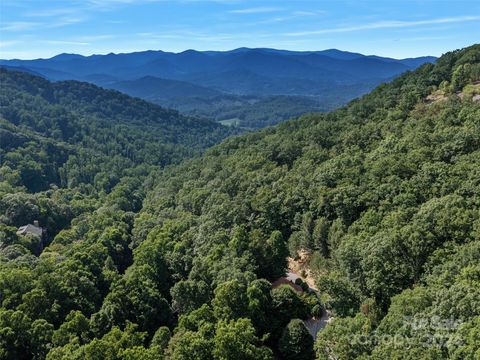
(1, 48, 436, 128)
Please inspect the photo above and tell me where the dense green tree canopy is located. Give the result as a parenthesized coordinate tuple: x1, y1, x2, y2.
(0, 45, 479, 359)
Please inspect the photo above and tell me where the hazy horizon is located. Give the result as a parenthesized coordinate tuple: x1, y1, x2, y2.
(1, 46, 442, 61)
(1, 0, 479, 60)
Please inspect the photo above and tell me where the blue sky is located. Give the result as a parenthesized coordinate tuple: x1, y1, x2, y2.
(0, 0, 479, 59)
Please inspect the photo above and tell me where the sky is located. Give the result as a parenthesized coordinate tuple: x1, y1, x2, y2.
(0, 0, 479, 59)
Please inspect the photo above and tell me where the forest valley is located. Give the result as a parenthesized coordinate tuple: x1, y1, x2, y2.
(0, 45, 479, 359)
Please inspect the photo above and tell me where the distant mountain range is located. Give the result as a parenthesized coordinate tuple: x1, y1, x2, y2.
(0, 48, 436, 128)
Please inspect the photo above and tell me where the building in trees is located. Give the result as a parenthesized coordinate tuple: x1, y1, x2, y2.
(16, 220, 45, 239)
(271, 277, 304, 293)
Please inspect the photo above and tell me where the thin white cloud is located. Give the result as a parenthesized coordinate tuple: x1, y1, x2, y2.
(135, 29, 275, 43)
(397, 35, 455, 42)
(76, 34, 116, 41)
(292, 10, 325, 17)
(1, 16, 86, 32)
(87, 0, 142, 5)
(0, 40, 21, 48)
(1, 21, 40, 32)
(229, 7, 282, 14)
(47, 16, 86, 28)
(255, 10, 325, 25)
(37, 35, 115, 47)
(0, 50, 33, 59)
(42, 40, 90, 46)
(85, 0, 243, 6)
(286, 15, 480, 36)
(25, 8, 78, 17)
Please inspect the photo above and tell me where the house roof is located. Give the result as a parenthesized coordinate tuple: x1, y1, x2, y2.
(16, 224, 43, 237)
(271, 277, 303, 293)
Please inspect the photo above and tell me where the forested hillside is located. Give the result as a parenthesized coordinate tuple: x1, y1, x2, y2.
(0, 70, 237, 357)
(102, 80, 332, 129)
(1, 45, 479, 360)
(1, 48, 435, 129)
(0, 69, 236, 191)
(163, 95, 331, 129)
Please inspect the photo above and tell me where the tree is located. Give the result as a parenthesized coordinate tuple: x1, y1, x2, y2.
(278, 319, 314, 360)
(249, 230, 288, 280)
(0, 309, 32, 360)
(0, 267, 34, 309)
(170, 280, 210, 314)
(270, 285, 311, 338)
(121, 346, 164, 360)
(449, 316, 480, 360)
(47, 323, 147, 360)
(212, 280, 248, 321)
(213, 318, 273, 360)
(151, 326, 171, 351)
(315, 314, 373, 360)
(167, 330, 213, 360)
(30, 319, 54, 359)
(97, 265, 171, 333)
(452, 64, 470, 91)
(52, 310, 91, 347)
(246, 279, 272, 334)
(312, 217, 330, 256)
(177, 304, 216, 333)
